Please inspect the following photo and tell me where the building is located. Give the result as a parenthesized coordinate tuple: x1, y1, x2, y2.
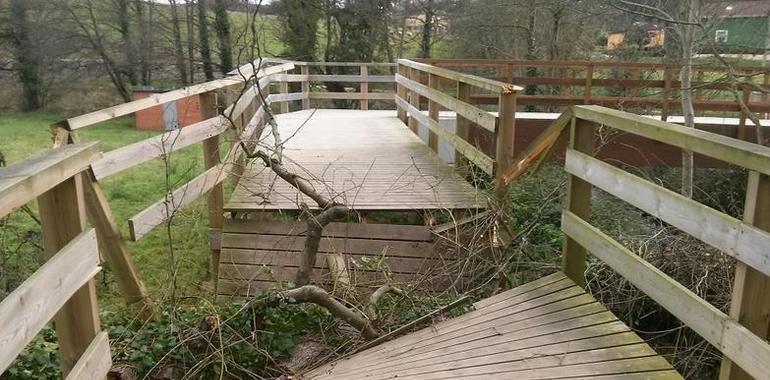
(705, 1, 770, 54)
(606, 23, 665, 51)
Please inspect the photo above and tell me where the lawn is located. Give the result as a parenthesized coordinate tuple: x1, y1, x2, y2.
(0, 112, 216, 310)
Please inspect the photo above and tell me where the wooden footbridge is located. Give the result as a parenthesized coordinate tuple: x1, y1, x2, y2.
(1, 58, 769, 379)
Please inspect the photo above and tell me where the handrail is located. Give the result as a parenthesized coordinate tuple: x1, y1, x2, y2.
(558, 105, 770, 379)
(399, 59, 521, 94)
(0, 145, 111, 378)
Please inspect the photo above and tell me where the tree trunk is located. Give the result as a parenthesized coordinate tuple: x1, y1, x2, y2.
(420, 1, 434, 59)
(134, 0, 152, 85)
(185, 0, 196, 83)
(9, 0, 41, 111)
(197, 0, 215, 80)
(117, 0, 138, 86)
(680, 0, 697, 198)
(169, 0, 189, 85)
(213, 0, 233, 74)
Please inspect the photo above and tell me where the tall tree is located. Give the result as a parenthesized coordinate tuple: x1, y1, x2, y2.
(116, 0, 138, 86)
(197, 0, 215, 80)
(213, 0, 233, 74)
(134, 0, 153, 85)
(168, 0, 189, 85)
(8, 0, 41, 110)
(185, 0, 196, 83)
(419, 0, 435, 58)
(278, 0, 323, 61)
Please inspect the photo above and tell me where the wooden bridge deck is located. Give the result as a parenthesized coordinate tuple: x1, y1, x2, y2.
(225, 109, 487, 212)
(305, 272, 680, 379)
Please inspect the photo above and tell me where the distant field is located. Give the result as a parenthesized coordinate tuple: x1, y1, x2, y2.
(0, 113, 213, 309)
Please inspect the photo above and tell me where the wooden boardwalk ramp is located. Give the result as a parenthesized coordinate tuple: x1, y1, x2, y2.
(304, 272, 680, 379)
(226, 109, 487, 212)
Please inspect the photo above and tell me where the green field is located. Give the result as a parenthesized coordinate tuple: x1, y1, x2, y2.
(0, 112, 214, 310)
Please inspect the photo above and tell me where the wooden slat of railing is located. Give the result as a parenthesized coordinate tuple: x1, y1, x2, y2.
(399, 59, 521, 93)
(0, 142, 101, 218)
(128, 162, 231, 240)
(308, 92, 394, 100)
(572, 106, 770, 176)
(91, 116, 228, 180)
(395, 96, 493, 175)
(395, 74, 496, 132)
(63, 332, 112, 380)
(566, 149, 770, 277)
(0, 229, 100, 373)
(63, 63, 294, 130)
(561, 211, 770, 379)
(272, 74, 394, 83)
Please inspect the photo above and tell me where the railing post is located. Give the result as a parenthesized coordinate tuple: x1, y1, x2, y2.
(583, 64, 594, 104)
(738, 85, 750, 141)
(719, 171, 770, 380)
(408, 67, 421, 133)
(427, 73, 440, 152)
(561, 117, 595, 288)
(279, 78, 289, 114)
(662, 66, 673, 121)
(360, 65, 369, 111)
(455, 81, 471, 172)
(301, 65, 310, 110)
(396, 63, 407, 123)
(38, 174, 101, 376)
(200, 92, 224, 280)
(494, 90, 516, 205)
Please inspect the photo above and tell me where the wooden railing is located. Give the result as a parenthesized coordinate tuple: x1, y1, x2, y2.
(0, 142, 112, 378)
(394, 59, 523, 202)
(558, 105, 770, 379)
(262, 60, 397, 111)
(421, 58, 770, 140)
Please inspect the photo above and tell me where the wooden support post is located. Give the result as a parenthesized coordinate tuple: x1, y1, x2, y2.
(408, 68, 421, 133)
(738, 86, 751, 141)
(455, 81, 471, 172)
(200, 92, 225, 280)
(396, 64, 408, 123)
(494, 90, 516, 206)
(38, 175, 101, 376)
(301, 65, 310, 109)
(719, 171, 770, 380)
(630, 69, 640, 98)
(662, 67, 673, 121)
(583, 64, 594, 104)
(763, 72, 769, 120)
(561, 117, 595, 288)
(427, 73, 440, 152)
(82, 178, 155, 320)
(694, 69, 704, 103)
(279, 80, 290, 114)
(360, 65, 369, 111)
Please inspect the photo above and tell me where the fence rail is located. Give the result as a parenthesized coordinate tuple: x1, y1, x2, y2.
(0, 142, 110, 377)
(557, 105, 770, 380)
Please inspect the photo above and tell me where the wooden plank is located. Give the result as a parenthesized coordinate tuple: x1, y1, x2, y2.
(64, 332, 111, 380)
(82, 178, 153, 315)
(473, 271, 567, 309)
(308, 92, 394, 100)
(395, 96, 493, 175)
(427, 74, 439, 151)
(64, 63, 294, 130)
(267, 92, 308, 103)
(561, 211, 770, 379)
(572, 105, 770, 176)
(0, 142, 100, 218)
(720, 171, 770, 380)
(455, 81, 471, 172)
(398, 59, 521, 93)
(500, 108, 572, 185)
(221, 233, 435, 258)
(561, 118, 594, 287)
(91, 116, 228, 180)
(270, 74, 394, 83)
(566, 150, 770, 277)
(129, 162, 230, 240)
(0, 230, 100, 374)
(395, 74, 497, 132)
(300, 66, 310, 109)
(201, 92, 225, 282)
(224, 220, 433, 241)
(360, 66, 370, 110)
(396, 65, 408, 122)
(37, 175, 101, 376)
(494, 90, 516, 203)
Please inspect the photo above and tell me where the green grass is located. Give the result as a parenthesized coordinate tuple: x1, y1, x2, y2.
(0, 112, 215, 310)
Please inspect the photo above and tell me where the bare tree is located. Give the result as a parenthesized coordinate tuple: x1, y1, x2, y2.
(168, 0, 189, 85)
(197, 0, 215, 80)
(213, 0, 233, 74)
